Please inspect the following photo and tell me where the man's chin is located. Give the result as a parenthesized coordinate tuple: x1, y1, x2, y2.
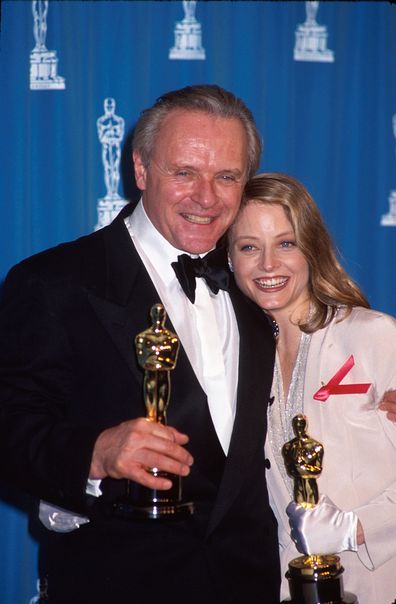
(181, 242, 217, 255)
(174, 232, 220, 254)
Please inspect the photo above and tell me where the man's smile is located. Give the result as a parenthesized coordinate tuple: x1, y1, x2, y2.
(181, 213, 214, 225)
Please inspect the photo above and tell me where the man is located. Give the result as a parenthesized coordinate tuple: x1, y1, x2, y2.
(0, 85, 280, 602)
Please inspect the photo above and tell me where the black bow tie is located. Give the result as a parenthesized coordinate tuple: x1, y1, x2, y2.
(171, 247, 230, 304)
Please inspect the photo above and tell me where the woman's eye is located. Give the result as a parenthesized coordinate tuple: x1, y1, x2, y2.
(240, 244, 255, 252)
(280, 240, 296, 249)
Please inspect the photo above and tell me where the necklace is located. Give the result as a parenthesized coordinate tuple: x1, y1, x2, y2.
(268, 331, 312, 496)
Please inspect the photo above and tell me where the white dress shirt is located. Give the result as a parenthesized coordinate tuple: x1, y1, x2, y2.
(126, 200, 239, 454)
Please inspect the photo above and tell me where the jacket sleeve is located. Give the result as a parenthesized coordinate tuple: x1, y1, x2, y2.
(0, 261, 100, 514)
(346, 311, 396, 570)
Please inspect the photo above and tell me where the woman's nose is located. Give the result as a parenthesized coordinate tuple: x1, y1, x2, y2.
(259, 249, 280, 271)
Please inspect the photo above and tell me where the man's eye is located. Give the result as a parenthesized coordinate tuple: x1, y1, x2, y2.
(176, 170, 190, 177)
(218, 174, 236, 182)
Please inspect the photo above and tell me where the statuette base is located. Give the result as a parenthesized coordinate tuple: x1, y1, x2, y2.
(114, 469, 194, 520)
(281, 554, 358, 604)
(113, 499, 194, 520)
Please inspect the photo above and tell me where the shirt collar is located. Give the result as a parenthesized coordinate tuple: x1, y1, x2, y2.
(126, 200, 186, 286)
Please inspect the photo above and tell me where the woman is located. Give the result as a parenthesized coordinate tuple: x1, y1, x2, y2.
(228, 172, 396, 603)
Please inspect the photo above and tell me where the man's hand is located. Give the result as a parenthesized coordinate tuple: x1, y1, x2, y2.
(89, 418, 193, 490)
(379, 390, 396, 422)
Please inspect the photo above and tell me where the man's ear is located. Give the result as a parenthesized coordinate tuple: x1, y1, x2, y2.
(133, 151, 147, 190)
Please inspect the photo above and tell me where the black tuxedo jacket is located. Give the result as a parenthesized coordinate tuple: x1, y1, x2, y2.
(0, 205, 280, 603)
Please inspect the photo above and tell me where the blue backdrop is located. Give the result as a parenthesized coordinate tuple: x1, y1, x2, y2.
(1, 1, 395, 600)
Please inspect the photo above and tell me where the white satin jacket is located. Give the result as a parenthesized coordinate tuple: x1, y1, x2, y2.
(266, 306, 396, 604)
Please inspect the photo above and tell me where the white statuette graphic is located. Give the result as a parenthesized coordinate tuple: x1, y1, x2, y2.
(29, 578, 48, 603)
(95, 98, 127, 230)
(381, 114, 396, 227)
(30, 0, 65, 90)
(294, 1, 334, 63)
(169, 1, 206, 61)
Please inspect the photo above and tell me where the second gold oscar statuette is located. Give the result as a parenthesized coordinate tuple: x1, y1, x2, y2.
(281, 414, 357, 604)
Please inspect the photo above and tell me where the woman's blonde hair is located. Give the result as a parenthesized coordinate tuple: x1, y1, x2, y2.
(238, 172, 369, 332)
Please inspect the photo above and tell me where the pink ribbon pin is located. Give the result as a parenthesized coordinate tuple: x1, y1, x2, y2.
(313, 355, 371, 402)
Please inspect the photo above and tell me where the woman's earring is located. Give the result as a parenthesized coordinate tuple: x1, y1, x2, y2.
(227, 255, 234, 272)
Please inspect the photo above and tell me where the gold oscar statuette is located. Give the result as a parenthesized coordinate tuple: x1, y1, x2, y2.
(114, 303, 194, 519)
(281, 414, 357, 604)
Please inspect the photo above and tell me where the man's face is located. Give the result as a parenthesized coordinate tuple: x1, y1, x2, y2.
(134, 110, 248, 254)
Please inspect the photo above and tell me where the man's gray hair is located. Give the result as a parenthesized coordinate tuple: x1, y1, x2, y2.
(132, 84, 262, 180)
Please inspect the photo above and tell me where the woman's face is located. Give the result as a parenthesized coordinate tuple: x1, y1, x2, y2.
(229, 202, 310, 321)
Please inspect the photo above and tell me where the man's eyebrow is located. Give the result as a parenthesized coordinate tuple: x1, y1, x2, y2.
(166, 163, 196, 171)
(216, 168, 244, 177)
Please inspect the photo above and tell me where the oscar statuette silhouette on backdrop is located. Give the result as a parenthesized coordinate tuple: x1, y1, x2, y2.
(115, 303, 194, 519)
(281, 414, 357, 604)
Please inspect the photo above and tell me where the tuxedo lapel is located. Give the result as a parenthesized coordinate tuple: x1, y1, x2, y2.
(83, 208, 212, 424)
(207, 278, 275, 535)
(86, 286, 158, 385)
(84, 206, 162, 383)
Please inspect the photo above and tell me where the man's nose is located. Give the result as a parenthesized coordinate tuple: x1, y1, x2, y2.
(191, 178, 217, 207)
